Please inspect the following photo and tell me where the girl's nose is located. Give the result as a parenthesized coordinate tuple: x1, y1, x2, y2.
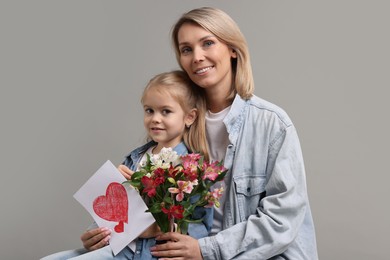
(152, 113, 161, 123)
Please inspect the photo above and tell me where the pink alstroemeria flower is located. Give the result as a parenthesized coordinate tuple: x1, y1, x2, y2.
(181, 154, 201, 181)
(181, 153, 201, 167)
(205, 187, 224, 208)
(168, 180, 194, 201)
(202, 161, 226, 181)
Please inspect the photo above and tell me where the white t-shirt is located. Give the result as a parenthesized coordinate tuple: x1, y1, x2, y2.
(205, 106, 231, 235)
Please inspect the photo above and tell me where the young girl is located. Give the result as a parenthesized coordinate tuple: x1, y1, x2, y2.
(41, 70, 211, 260)
(117, 70, 209, 179)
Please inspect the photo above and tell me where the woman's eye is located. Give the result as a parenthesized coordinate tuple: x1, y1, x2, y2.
(204, 40, 214, 47)
(181, 47, 191, 54)
(145, 108, 153, 114)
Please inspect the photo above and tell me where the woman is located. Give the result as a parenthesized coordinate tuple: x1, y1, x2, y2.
(149, 7, 318, 260)
(75, 7, 318, 260)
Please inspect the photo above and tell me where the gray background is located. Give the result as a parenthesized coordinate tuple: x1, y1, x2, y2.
(1, 1, 389, 259)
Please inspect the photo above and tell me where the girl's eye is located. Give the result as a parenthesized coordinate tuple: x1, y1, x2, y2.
(145, 108, 153, 114)
(162, 109, 172, 115)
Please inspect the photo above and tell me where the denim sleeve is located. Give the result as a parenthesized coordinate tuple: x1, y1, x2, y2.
(188, 205, 213, 239)
(198, 126, 312, 259)
(186, 193, 213, 239)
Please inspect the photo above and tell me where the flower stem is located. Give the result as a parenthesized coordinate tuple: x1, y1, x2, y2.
(170, 193, 175, 232)
(170, 217, 175, 232)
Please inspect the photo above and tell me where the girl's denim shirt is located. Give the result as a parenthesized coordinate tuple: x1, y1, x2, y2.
(198, 95, 318, 260)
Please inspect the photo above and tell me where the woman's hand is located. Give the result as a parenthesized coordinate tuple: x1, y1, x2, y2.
(81, 227, 111, 251)
(118, 164, 134, 180)
(150, 232, 203, 260)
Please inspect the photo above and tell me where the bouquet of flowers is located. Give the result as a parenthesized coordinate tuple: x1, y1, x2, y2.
(124, 147, 227, 234)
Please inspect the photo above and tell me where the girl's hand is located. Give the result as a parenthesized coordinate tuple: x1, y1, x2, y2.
(81, 227, 111, 251)
(150, 232, 203, 260)
(118, 164, 134, 180)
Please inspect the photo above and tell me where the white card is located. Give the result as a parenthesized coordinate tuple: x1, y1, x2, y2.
(73, 160, 155, 255)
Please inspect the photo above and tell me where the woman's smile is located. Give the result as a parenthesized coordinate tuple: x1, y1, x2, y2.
(194, 66, 214, 75)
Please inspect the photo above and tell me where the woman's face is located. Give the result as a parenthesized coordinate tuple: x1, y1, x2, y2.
(177, 23, 237, 95)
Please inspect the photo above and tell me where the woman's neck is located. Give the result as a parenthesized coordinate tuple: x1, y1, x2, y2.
(205, 90, 232, 113)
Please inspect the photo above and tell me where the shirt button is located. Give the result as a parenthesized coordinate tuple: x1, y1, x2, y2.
(136, 250, 140, 254)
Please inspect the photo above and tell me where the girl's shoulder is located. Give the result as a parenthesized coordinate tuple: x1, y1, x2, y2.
(172, 142, 189, 156)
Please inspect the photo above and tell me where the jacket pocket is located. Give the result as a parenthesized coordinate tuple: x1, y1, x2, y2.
(234, 175, 266, 220)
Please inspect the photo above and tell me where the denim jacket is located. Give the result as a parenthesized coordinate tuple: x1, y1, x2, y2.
(122, 141, 212, 260)
(198, 95, 318, 260)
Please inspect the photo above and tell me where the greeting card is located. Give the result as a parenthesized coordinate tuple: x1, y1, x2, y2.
(73, 160, 155, 255)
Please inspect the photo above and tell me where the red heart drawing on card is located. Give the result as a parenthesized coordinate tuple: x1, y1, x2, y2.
(93, 182, 128, 233)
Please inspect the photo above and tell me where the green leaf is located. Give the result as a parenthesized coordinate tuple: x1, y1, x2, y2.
(184, 218, 203, 223)
(214, 170, 228, 182)
(148, 203, 162, 213)
(153, 212, 169, 233)
(164, 196, 173, 204)
(129, 180, 141, 187)
(198, 156, 204, 166)
(131, 171, 145, 180)
(178, 221, 189, 235)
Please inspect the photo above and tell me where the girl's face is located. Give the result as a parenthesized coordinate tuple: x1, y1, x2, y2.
(142, 87, 196, 152)
(177, 23, 237, 96)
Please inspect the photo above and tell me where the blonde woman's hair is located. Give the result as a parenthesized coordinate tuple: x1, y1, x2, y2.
(171, 7, 254, 100)
(141, 70, 209, 161)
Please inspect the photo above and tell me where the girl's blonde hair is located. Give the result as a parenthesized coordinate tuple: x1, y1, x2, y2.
(171, 7, 254, 100)
(141, 70, 209, 161)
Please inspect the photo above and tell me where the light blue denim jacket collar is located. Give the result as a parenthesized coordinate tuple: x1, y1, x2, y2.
(223, 94, 248, 147)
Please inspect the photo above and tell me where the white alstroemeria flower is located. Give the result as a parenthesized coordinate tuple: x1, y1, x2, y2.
(139, 160, 146, 168)
(150, 147, 180, 169)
